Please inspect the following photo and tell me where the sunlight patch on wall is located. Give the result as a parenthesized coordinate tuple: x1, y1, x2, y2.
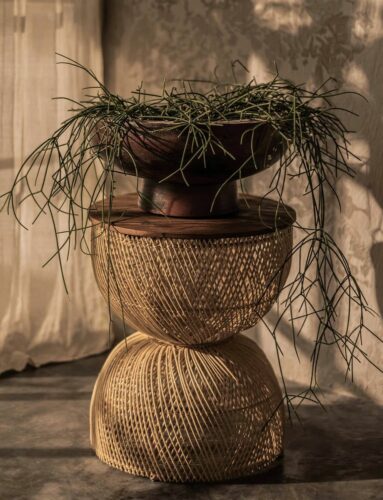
(345, 135, 370, 171)
(252, 0, 312, 35)
(353, 0, 383, 45)
(247, 53, 272, 83)
(343, 61, 370, 96)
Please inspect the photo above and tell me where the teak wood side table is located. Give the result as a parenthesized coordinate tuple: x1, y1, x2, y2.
(89, 194, 295, 483)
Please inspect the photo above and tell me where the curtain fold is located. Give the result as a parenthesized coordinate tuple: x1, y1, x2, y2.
(0, 0, 109, 373)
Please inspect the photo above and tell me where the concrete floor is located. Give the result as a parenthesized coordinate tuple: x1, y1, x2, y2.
(1, 353, 382, 500)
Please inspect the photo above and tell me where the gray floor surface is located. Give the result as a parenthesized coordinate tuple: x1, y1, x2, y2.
(1, 352, 382, 500)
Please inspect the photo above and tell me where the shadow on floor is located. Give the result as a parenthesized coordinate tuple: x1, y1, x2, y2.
(0, 350, 109, 379)
(0, 447, 94, 458)
(0, 398, 381, 483)
(234, 397, 383, 484)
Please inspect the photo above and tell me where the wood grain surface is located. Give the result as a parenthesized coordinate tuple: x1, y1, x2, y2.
(90, 193, 296, 239)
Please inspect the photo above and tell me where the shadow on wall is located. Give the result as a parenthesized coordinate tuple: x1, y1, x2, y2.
(103, 0, 383, 395)
(103, 0, 377, 89)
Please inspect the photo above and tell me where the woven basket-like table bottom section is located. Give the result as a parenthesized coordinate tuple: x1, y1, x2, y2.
(90, 332, 284, 483)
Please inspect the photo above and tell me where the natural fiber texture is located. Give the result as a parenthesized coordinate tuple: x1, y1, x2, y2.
(90, 220, 292, 481)
(90, 332, 284, 483)
(91, 227, 292, 345)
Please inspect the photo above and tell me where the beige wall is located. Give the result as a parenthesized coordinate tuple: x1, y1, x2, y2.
(103, 0, 383, 402)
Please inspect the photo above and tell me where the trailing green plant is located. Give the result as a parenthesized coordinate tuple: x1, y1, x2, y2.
(1, 55, 381, 416)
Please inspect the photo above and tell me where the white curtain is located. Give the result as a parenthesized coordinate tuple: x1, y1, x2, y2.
(0, 0, 109, 373)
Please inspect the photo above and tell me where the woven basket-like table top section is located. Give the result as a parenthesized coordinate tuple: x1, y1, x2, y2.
(91, 194, 294, 345)
(92, 230, 292, 344)
(92, 191, 294, 344)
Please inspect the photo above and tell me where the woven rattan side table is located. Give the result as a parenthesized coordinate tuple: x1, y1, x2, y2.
(89, 194, 295, 483)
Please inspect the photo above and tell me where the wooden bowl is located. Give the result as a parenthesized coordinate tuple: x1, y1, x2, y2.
(117, 120, 283, 183)
(95, 120, 285, 217)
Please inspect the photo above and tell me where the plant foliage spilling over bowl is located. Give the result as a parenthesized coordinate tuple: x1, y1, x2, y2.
(1, 55, 381, 414)
(96, 117, 284, 216)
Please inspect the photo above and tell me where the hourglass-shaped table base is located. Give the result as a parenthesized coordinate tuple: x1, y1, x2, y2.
(89, 194, 295, 482)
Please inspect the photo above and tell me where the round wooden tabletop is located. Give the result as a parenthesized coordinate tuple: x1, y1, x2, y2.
(90, 193, 296, 239)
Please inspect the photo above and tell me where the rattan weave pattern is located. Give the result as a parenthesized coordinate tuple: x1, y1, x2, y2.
(90, 332, 284, 483)
(91, 226, 292, 345)
(90, 206, 293, 481)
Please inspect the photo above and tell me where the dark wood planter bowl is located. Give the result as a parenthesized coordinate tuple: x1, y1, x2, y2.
(97, 120, 284, 217)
